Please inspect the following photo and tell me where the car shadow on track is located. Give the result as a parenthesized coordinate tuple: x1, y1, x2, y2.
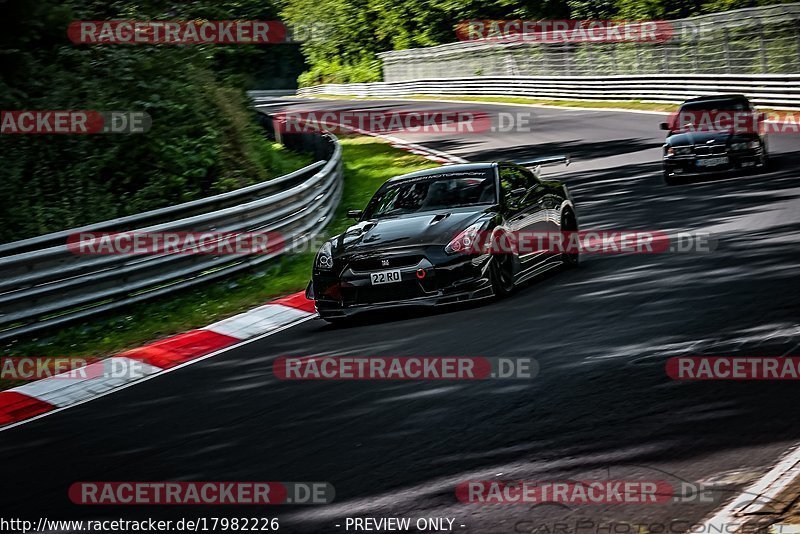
(421, 137, 663, 163)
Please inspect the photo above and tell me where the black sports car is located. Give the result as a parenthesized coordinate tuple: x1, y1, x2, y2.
(306, 160, 578, 322)
(661, 94, 769, 185)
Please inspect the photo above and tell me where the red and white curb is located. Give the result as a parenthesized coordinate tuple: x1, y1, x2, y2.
(0, 292, 316, 429)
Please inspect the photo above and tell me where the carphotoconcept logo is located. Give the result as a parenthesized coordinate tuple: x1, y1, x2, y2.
(513, 519, 774, 534)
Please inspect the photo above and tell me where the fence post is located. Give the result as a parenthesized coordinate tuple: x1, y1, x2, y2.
(723, 28, 732, 74)
(586, 44, 593, 76)
(797, 27, 800, 71)
(610, 44, 618, 75)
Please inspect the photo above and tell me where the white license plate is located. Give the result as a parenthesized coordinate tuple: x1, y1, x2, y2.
(370, 270, 402, 285)
(697, 156, 729, 167)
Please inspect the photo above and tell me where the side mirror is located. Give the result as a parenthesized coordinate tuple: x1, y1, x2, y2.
(659, 122, 670, 130)
(347, 209, 363, 219)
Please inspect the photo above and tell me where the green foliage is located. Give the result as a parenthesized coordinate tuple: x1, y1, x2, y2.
(283, 0, 795, 84)
(297, 55, 382, 86)
(0, 0, 309, 243)
(1, 136, 437, 376)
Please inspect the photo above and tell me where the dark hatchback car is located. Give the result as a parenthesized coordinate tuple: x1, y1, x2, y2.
(307, 161, 578, 323)
(661, 94, 769, 184)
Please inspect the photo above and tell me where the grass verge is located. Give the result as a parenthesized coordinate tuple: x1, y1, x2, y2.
(1, 136, 437, 388)
(301, 94, 794, 116)
(299, 93, 679, 112)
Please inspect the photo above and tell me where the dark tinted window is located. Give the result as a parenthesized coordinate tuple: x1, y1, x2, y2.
(499, 166, 527, 193)
(364, 170, 496, 218)
(680, 98, 751, 112)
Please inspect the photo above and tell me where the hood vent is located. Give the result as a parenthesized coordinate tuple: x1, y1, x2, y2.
(430, 213, 451, 225)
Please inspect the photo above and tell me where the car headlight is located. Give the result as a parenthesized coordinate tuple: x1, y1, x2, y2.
(315, 241, 334, 270)
(730, 142, 747, 151)
(445, 222, 485, 255)
(667, 146, 692, 156)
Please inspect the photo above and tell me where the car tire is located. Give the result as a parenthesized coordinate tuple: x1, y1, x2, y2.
(320, 315, 349, 326)
(760, 143, 770, 171)
(664, 170, 679, 185)
(490, 254, 515, 298)
(560, 209, 580, 268)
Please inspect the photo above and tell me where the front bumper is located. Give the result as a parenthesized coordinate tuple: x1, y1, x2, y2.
(308, 248, 494, 319)
(663, 147, 764, 177)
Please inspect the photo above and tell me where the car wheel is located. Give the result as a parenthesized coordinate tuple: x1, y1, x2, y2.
(560, 210, 580, 268)
(664, 169, 678, 185)
(760, 143, 770, 171)
(490, 253, 515, 297)
(320, 315, 349, 326)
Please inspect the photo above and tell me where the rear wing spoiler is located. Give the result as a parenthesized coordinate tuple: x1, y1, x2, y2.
(516, 155, 570, 178)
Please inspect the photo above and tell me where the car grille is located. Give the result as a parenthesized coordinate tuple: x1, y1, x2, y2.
(694, 144, 727, 156)
(348, 255, 425, 272)
(344, 281, 426, 304)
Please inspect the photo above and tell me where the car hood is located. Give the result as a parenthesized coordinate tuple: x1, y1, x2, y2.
(334, 209, 491, 255)
(667, 130, 734, 146)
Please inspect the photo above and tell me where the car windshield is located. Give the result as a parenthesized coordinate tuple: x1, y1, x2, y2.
(364, 170, 496, 218)
(672, 99, 752, 131)
(678, 99, 750, 115)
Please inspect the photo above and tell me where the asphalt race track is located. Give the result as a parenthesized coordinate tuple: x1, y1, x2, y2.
(1, 98, 799, 533)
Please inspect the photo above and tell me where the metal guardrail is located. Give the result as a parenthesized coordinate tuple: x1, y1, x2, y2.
(378, 3, 800, 79)
(297, 74, 800, 109)
(0, 116, 343, 342)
